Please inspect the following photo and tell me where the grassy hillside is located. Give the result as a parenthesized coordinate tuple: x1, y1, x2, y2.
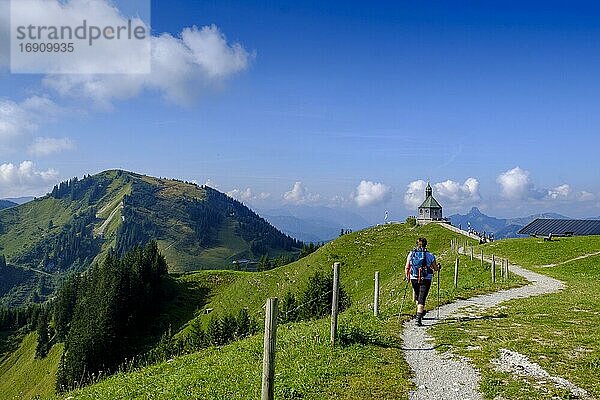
(0, 333, 63, 400)
(0, 171, 133, 305)
(0, 169, 300, 305)
(175, 223, 515, 334)
(431, 235, 600, 399)
(65, 223, 526, 399)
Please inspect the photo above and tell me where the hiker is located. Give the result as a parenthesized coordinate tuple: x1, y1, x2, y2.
(405, 237, 439, 326)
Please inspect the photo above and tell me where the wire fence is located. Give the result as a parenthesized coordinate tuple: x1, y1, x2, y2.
(118, 233, 511, 400)
(276, 288, 334, 323)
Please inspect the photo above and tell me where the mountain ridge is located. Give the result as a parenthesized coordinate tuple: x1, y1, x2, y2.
(0, 200, 17, 211)
(449, 207, 570, 238)
(0, 169, 301, 306)
(2, 197, 34, 205)
(260, 205, 370, 242)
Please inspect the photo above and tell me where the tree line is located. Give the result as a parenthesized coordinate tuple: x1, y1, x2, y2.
(21, 241, 351, 393)
(0, 303, 42, 332)
(53, 241, 168, 392)
(50, 174, 108, 204)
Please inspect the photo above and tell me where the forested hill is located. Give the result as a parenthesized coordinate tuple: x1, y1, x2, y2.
(0, 170, 301, 306)
(0, 200, 17, 210)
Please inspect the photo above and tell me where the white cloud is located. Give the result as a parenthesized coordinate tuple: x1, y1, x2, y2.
(0, 96, 63, 152)
(203, 178, 220, 189)
(283, 182, 320, 204)
(353, 180, 391, 207)
(0, 100, 36, 142)
(328, 194, 351, 207)
(227, 188, 252, 200)
(0, 160, 59, 197)
(10, 0, 151, 74)
(547, 184, 571, 200)
(44, 24, 253, 106)
(227, 187, 270, 202)
(496, 167, 550, 200)
(578, 191, 596, 202)
(434, 178, 480, 203)
(497, 167, 534, 200)
(182, 25, 252, 78)
(404, 180, 427, 209)
(404, 178, 480, 210)
(28, 137, 75, 156)
(497, 167, 575, 202)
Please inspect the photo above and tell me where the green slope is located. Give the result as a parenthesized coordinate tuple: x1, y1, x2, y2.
(0, 333, 63, 400)
(431, 235, 600, 399)
(65, 223, 525, 399)
(0, 169, 300, 305)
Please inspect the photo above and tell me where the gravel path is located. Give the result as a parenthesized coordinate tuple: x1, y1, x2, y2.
(402, 252, 565, 400)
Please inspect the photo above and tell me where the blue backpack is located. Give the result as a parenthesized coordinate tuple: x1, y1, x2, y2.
(410, 249, 432, 283)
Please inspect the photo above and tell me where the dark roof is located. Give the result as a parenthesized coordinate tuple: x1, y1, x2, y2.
(518, 219, 600, 236)
(419, 195, 442, 209)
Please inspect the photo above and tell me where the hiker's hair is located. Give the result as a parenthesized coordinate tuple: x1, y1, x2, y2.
(416, 237, 427, 248)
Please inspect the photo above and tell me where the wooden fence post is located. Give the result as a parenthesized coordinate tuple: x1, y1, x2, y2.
(470, 247, 474, 261)
(374, 271, 380, 317)
(261, 297, 278, 400)
(331, 262, 340, 346)
(506, 260, 510, 280)
(481, 250, 484, 267)
(491, 255, 496, 283)
(454, 258, 459, 288)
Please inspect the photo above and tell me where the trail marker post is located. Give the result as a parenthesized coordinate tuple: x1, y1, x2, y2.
(454, 258, 459, 288)
(331, 262, 340, 346)
(261, 297, 278, 400)
(374, 271, 380, 317)
(492, 255, 496, 283)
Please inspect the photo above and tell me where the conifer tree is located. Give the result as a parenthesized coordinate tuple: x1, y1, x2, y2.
(279, 291, 299, 323)
(35, 311, 50, 359)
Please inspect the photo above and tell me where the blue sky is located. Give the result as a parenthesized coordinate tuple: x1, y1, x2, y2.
(0, 0, 599, 221)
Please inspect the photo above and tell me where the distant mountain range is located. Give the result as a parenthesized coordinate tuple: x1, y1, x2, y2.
(260, 205, 370, 242)
(0, 200, 17, 210)
(3, 196, 35, 205)
(449, 207, 570, 238)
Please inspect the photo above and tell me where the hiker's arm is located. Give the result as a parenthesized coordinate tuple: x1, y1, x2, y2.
(404, 253, 411, 279)
(431, 260, 440, 271)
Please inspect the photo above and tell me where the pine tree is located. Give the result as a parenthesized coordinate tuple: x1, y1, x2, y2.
(221, 314, 238, 343)
(257, 254, 271, 272)
(35, 312, 50, 359)
(299, 271, 351, 320)
(235, 308, 254, 338)
(279, 291, 299, 323)
(207, 316, 225, 346)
